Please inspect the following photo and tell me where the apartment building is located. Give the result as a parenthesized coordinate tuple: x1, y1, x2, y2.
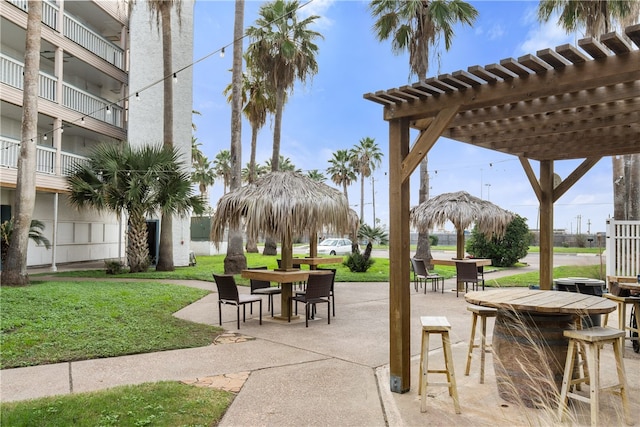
(0, 0, 194, 268)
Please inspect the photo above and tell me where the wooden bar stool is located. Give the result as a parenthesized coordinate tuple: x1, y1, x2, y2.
(557, 327, 630, 427)
(603, 294, 640, 356)
(418, 316, 461, 414)
(464, 304, 497, 384)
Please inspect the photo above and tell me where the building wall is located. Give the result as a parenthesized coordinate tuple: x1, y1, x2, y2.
(128, 0, 195, 267)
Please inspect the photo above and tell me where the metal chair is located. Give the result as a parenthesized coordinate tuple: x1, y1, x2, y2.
(248, 266, 281, 317)
(411, 258, 444, 293)
(297, 267, 337, 317)
(213, 273, 262, 329)
(289, 272, 332, 327)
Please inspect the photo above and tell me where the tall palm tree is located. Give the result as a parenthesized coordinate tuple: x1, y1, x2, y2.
(67, 143, 203, 273)
(213, 149, 232, 194)
(224, 0, 248, 274)
(350, 137, 383, 225)
(246, 0, 323, 256)
(327, 149, 357, 206)
(538, 0, 640, 221)
(2, 1, 42, 286)
(1, 219, 51, 268)
(191, 136, 205, 165)
(145, 0, 183, 272)
(224, 64, 276, 185)
(370, 0, 478, 262)
(246, 0, 323, 172)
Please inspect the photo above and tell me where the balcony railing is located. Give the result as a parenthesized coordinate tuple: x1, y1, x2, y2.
(6, 0, 124, 69)
(0, 53, 57, 102)
(0, 136, 89, 176)
(63, 84, 123, 127)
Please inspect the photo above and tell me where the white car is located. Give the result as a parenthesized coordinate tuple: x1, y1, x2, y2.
(317, 238, 354, 255)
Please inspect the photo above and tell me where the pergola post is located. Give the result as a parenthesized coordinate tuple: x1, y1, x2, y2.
(539, 160, 554, 290)
(388, 117, 411, 393)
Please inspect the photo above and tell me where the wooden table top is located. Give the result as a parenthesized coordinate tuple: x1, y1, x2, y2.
(292, 257, 344, 266)
(608, 275, 639, 284)
(465, 289, 616, 315)
(618, 282, 640, 291)
(241, 269, 330, 283)
(431, 258, 492, 267)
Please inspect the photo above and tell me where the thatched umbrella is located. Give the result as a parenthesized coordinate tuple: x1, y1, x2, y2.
(211, 171, 352, 269)
(410, 191, 513, 260)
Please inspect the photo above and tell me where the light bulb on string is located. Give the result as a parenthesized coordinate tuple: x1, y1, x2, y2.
(43, 134, 47, 141)
(81, 117, 85, 125)
(106, 105, 111, 115)
(135, 92, 140, 101)
(220, 47, 225, 58)
(173, 73, 178, 83)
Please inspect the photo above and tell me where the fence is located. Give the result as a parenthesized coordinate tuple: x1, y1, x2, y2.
(606, 219, 640, 278)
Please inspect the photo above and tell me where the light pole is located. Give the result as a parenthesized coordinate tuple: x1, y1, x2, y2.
(484, 183, 491, 201)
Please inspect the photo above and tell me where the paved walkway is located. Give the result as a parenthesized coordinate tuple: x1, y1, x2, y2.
(2, 254, 638, 426)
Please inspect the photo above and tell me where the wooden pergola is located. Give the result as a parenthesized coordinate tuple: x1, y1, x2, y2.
(364, 24, 640, 393)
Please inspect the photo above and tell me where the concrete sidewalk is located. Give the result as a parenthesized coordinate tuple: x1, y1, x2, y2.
(2, 262, 639, 426)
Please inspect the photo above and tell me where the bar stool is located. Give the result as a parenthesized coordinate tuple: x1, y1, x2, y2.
(603, 294, 640, 356)
(418, 316, 461, 414)
(464, 304, 497, 384)
(557, 327, 630, 427)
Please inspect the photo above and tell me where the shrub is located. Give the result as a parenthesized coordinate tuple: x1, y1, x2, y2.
(429, 234, 439, 246)
(104, 259, 126, 275)
(344, 242, 374, 272)
(466, 214, 531, 267)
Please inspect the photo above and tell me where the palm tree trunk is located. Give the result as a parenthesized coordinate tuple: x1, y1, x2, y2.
(263, 91, 284, 255)
(245, 123, 259, 252)
(128, 210, 151, 273)
(360, 172, 365, 224)
(156, 2, 175, 271)
(613, 154, 640, 220)
(225, 0, 247, 274)
(2, 1, 42, 286)
(415, 158, 433, 266)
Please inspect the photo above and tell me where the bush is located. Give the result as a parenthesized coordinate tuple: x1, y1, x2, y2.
(466, 214, 531, 267)
(344, 242, 374, 272)
(429, 234, 439, 246)
(104, 259, 126, 275)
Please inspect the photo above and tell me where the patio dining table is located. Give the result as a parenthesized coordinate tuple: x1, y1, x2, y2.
(241, 269, 329, 321)
(292, 256, 344, 270)
(465, 288, 616, 408)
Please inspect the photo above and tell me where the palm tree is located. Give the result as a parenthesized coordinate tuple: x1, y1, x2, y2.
(2, 1, 42, 286)
(537, 0, 640, 221)
(358, 223, 389, 246)
(145, 0, 183, 272)
(350, 137, 383, 225)
(370, 0, 478, 262)
(242, 162, 270, 183)
(191, 157, 216, 203)
(67, 143, 203, 273)
(307, 170, 326, 182)
(246, 0, 323, 172)
(265, 155, 300, 173)
(1, 219, 51, 267)
(224, 64, 276, 185)
(191, 136, 206, 165)
(213, 150, 232, 194)
(327, 149, 357, 206)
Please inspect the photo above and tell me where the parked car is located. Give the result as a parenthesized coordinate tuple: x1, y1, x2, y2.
(317, 238, 355, 255)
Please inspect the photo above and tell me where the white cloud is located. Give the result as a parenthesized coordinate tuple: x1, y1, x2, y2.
(517, 19, 575, 56)
(299, 0, 336, 29)
(487, 24, 505, 41)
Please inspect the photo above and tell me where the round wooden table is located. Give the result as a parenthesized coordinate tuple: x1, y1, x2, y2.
(465, 289, 616, 408)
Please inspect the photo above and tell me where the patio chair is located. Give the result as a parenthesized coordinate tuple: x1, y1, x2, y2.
(289, 271, 333, 327)
(412, 258, 444, 293)
(248, 266, 281, 317)
(213, 273, 262, 329)
(455, 262, 484, 297)
(277, 259, 306, 290)
(296, 267, 337, 317)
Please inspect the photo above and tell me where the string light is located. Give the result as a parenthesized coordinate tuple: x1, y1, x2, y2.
(135, 92, 140, 100)
(173, 73, 178, 83)
(81, 117, 85, 124)
(220, 47, 225, 58)
(43, 134, 47, 141)
(106, 105, 111, 115)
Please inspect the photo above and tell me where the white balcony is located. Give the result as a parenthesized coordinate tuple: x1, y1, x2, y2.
(1, 53, 57, 102)
(0, 136, 89, 177)
(6, 0, 124, 69)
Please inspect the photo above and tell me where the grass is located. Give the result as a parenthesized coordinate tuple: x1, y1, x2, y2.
(487, 264, 605, 288)
(0, 281, 222, 369)
(0, 381, 233, 427)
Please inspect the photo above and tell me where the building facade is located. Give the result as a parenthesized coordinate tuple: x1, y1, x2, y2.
(0, 0, 194, 269)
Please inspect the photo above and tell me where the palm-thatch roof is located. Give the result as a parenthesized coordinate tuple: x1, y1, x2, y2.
(211, 171, 352, 244)
(411, 191, 513, 259)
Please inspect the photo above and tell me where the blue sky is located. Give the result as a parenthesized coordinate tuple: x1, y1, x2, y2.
(192, 0, 616, 235)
